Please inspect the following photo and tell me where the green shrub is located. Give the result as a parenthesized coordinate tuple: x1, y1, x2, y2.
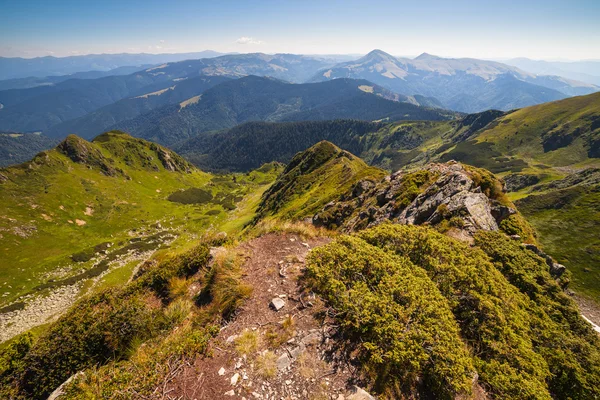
(353, 224, 600, 399)
(306, 235, 474, 398)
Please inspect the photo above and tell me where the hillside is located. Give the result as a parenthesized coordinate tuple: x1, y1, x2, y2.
(257, 141, 386, 220)
(0, 132, 57, 167)
(113, 76, 455, 146)
(44, 75, 231, 140)
(0, 131, 280, 331)
(311, 49, 598, 112)
(2, 142, 599, 400)
(173, 115, 488, 172)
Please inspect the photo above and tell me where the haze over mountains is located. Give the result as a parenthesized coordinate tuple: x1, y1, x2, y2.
(504, 58, 600, 86)
(312, 49, 598, 112)
(0, 50, 597, 147)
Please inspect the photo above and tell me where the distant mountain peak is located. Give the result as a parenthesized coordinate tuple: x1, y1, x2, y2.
(415, 52, 441, 60)
(363, 49, 396, 61)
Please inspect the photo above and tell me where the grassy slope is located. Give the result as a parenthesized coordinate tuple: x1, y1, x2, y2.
(258, 141, 385, 220)
(474, 92, 600, 169)
(516, 186, 600, 299)
(0, 132, 278, 306)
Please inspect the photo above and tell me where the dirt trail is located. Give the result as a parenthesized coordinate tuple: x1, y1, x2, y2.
(168, 233, 369, 400)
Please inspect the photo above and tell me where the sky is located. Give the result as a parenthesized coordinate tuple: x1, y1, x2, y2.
(1, 0, 599, 60)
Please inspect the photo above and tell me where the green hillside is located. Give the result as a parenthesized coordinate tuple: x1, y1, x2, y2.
(258, 141, 385, 220)
(0, 131, 278, 307)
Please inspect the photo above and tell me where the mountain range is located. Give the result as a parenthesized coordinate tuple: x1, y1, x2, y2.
(0, 50, 597, 143)
(311, 49, 598, 112)
(111, 76, 453, 146)
(0, 51, 225, 80)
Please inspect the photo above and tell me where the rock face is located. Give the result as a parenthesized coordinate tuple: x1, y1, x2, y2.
(397, 165, 499, 233)
(347, 386, 376, 400)
(503, 173, 540, 192)
(313, 162, 517, 237)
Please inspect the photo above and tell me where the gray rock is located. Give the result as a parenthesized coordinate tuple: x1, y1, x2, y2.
(276, 353, 292, 371)
(270, 297, 285, 311)
(550, 262, 567, 277)
(398, 169, 498, 233)
(352, 179, 375, 197)
(301, 332, 321, 346)
(290, 342, 306, 358)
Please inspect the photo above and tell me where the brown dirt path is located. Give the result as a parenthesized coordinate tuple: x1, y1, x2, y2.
(167, 232, 366, 400)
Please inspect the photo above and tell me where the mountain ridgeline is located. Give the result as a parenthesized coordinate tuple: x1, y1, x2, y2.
(0, 49, 596, 148)
(312, 49, 598, 112)
(111, 76, 455, 146)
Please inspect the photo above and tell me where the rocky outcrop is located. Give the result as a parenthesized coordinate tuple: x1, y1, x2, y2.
(397, 165, 500, 233)
(151, 144, 194, 173)
(313, 162, 518, 237)
(523, 243, 567, 278)
(56, 135, 125, 177)
(503, 173, 540, 192)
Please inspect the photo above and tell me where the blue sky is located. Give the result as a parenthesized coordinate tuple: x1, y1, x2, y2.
(1, 0, 599, 60)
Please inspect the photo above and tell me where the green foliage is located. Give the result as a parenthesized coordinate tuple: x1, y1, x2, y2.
(463, 164, 508, 203)
(62, 324, 219, 399)
(474, 231, 600, 399)
(5, 289, 159, 399)
(306, 234, 474, 398)
(0, 133, 57, 168)
(133, 243, 211, 298)
(499, 213, 536, 242)
(308, 224, 600, 399)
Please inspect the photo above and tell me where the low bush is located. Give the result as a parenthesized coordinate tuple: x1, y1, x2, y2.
(306, 234, 475, 398)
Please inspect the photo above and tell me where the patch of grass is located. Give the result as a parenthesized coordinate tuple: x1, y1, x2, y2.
(235, 330, 260, 356)
(249, 219, 331, 240)
(297, 352, 325, 380)
(255, 350, 277, 379)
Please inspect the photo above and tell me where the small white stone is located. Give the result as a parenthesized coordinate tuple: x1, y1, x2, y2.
(231, 373, 240, 385)
(218, 367, 226, 376)
(270, 297, 285, 311)
(225, 389, 235, 396)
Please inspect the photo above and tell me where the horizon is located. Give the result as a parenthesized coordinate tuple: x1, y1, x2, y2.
(1, 0, 599, 61)
(2, 49, 600, 64)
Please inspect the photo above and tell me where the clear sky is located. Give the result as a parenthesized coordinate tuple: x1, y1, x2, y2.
(1, 0, 599, 60)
